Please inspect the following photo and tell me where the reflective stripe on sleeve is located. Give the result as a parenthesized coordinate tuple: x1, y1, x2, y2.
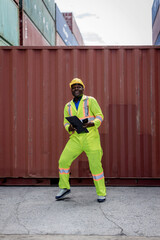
(59, 168, 70, 174)
(64, 123, 70, 127)
(92, 172, 104, 181)
(68, 103, 72, 116)
(88, 117, 95, 122)
(95, 115, 103, 123)
(80, 116, 95, 122)
(83, 97, 89, 117)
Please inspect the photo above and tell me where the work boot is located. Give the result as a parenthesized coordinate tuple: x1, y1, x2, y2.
(97, 196, 106, 203)
(55, 188, 71, 200)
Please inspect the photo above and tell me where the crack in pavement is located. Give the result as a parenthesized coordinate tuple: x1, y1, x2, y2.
(99, 204, 127, 236)
(15, 189, 30, 234)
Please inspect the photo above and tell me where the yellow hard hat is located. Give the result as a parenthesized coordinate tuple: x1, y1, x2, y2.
(69, 78, 85, 89)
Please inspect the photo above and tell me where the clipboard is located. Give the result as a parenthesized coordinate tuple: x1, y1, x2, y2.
(66, 116, 89, 134)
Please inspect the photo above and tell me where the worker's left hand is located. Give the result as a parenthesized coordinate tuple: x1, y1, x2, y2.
(83, 122, 95, 128)
(69, 124, 76, 132)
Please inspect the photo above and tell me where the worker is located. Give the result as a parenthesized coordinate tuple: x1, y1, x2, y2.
(55, 78, 106, 202)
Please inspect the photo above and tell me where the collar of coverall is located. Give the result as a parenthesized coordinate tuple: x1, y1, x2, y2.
(72, 94, 88, 102)
(73, 95, 82, 102)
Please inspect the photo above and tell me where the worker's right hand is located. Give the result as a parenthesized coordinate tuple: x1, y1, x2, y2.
(68, 124, 76, 132)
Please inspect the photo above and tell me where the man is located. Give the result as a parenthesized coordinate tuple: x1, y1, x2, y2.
(55, 78, 106, 202)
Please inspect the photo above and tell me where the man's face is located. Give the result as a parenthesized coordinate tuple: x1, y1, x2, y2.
(71, 84, 84, 97)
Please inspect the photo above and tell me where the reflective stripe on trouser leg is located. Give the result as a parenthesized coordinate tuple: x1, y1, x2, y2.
(86, 150, 106, 196)
(59, 167, 70, 189)
(58, 137, 82, 189)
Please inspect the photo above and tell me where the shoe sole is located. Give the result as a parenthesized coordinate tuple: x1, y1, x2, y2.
(97, 198, 106, 203)
(55, 189, 71, 200)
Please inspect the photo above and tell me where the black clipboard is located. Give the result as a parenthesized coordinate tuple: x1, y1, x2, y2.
(66, 116, 89, 134)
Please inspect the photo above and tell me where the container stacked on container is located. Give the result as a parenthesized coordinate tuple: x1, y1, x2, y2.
(152, 0, 160, 45)
(0, 0, 83, 46)
(63, 12, 84, 45)
(0, 0, 19, 45)
(55, 4, 78, 46)
(21, 0, 55, 46)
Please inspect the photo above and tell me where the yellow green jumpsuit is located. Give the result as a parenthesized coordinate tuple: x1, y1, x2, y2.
(58, 95, 106, 196)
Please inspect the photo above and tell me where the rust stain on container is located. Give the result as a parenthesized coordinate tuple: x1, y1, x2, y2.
(0, 46, 160, 180)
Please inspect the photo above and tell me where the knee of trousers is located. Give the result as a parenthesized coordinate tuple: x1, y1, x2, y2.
(87, 151, 103, 168)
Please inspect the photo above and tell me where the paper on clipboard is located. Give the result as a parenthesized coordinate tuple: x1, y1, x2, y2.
(66, 116, 89, 134)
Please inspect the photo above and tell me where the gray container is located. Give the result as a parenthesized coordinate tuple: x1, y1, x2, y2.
(23, 0, 55, 45)
(42, 0, 55, 20)
(0, 0, 19, 45)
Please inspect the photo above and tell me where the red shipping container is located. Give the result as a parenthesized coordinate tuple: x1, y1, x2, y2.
(63, 12, 84, 45)
(0, 47, 160, 184)
(22, 13, 50, 46)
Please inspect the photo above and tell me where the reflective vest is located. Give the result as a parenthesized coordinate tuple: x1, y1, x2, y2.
(63, 95, 104, 134)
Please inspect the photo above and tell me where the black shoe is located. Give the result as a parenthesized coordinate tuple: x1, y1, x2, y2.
(55, 189, 71, 200)
(97, 196, 106, 203)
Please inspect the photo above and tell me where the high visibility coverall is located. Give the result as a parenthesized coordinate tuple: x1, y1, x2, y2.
(58, 95, 106, 196)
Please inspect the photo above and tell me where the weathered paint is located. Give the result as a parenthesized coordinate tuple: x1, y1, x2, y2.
(22, 13, 50, 46)
(23, 0, 55, 45)
(0, 0, 19, 45)
(0, 47, 160, 181)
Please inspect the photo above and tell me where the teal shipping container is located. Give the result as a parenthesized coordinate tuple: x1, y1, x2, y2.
(0, 0, 19, 45)
(23, 0, 55, 45)
(0, 37, 11, 46)
(42, 0, 55, 20)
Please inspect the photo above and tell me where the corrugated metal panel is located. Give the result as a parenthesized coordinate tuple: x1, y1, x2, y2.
(23, 0, 55, 45)
(0, 47, 160, 180)
(42, 0, 55, 20)
(56, 32, 66, 46)
(155, 32, 160, 45)
(0, 0, 19, 45)
(152, 0, 160, 25)
(63, 12, 84, 45)
(153, 7, 160, 44)
(22, 13, 50, 46)
(56, 5, 78, 46)
(0, 37, 11, 46)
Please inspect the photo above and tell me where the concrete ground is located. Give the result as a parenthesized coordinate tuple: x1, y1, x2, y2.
(0, 186, 160, 240)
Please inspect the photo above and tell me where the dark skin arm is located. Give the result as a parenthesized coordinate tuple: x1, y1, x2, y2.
(83, 122, 95, 128)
